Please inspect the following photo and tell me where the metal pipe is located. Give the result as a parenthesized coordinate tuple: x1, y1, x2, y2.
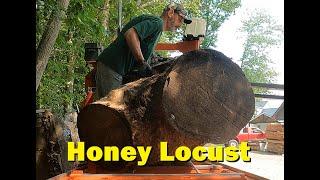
(250, 83, 284, 90)
(254, 94, 284, 99)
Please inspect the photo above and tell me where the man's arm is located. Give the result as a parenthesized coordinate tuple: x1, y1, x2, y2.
(124, 27, 145, 65)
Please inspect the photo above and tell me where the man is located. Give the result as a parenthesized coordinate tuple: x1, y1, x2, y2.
(95, 3, 192, 99)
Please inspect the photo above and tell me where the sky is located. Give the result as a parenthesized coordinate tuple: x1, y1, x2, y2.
(214, 0, 284, 108)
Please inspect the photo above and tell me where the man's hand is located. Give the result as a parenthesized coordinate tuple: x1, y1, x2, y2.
(137, 61, 153, 77)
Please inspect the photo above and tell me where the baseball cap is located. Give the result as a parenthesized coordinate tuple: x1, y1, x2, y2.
(165, 3, 192, 24)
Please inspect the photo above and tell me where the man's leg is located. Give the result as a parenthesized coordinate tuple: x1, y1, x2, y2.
(95, 61, 123, 100)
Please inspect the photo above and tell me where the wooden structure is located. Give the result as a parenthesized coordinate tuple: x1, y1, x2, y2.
(265, 123, 284, 154)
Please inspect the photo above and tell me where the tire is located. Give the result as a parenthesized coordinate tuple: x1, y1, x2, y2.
(228, 139, 239, 147)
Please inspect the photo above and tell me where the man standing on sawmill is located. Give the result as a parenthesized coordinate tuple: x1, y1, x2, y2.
(95, 3, 192, 99)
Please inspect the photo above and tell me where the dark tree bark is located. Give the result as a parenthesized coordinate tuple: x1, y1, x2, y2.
(36, 0, 70, 91)
(36, 110, 79, 179)
(77, 49, 255, 169)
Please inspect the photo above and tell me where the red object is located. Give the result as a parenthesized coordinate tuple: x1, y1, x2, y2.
(81, 88, 94, 108)
(236, 127, 266, 143)
(81, 62, 97, 108)
(84, 69, 96, 88)
(155, 40, 200, 53)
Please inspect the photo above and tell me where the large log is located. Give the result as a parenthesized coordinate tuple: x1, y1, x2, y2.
(77, 49, 255, 168)
(162, 49, 255, 142)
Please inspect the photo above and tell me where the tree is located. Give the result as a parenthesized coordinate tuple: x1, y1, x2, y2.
(36, 0, 107, 117)
(36, 0, 70, 91)
(239, 10, 283, 93)
(200, 0, 241, 48)
(36, 0, 244, 118)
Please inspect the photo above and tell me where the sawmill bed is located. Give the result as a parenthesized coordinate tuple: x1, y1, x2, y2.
(49, 161, 267, 180)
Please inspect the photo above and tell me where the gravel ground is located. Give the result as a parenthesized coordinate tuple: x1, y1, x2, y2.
(221, 151, 284, 180)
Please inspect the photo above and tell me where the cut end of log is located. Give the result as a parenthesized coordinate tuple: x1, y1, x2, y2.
(78, 104, 132, 147)
(77, 104, 132, 168)
(162, 49, 255, 143)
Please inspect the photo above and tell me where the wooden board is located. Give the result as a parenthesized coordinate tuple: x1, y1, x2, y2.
(267, 142, 284, 154)
(266, 131, 284, 141)
(267, 139, 284, 145)
(265, 123, 284, 132)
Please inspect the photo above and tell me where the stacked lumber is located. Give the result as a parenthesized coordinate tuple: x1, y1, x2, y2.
(265, 123, 284, 154)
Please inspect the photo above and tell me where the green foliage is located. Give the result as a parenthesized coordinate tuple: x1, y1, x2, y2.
(200, 0, 241, 48)
(37, 0, 107, 117)
(36, 0, 56, 47)
(239, 10, 283, 94)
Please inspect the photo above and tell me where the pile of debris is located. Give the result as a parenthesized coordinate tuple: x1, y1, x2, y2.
(36, 109, 79, 180)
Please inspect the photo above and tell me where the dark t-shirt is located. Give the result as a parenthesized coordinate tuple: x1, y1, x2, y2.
(97, 15, 163, 76)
